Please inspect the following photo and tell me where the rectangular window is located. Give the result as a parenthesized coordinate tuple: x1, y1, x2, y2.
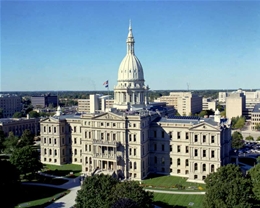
(211, 136, 215, 143)
(186, 132, 189, 139)
(107, 133, 110, 141)
(134, 149, 136, 156)
(154, 131, 157, 138)
(130, 148, 132, 155)
(195, 135, 198, 142)
(186, 146, 189, 153)
(44, 138, 46, 143)
(74, 126, 76, 132)
(211, 150, 215, 158)
(44, 126, 46, 132)
(177, 132, 181, 139)
(169, 132, 172, 139)
(154, 144, 157, 151)
(134, 134, 136, 142)
(74, 138, 77, 144)
(49, 138, 51, 144)
(162, 131, 165, 138)
(89, 145, 91, 152)
(203, 150, 206, 157)
(194, 149, 198, 156)
(113, 134, 116, 141)
(101, 122, 104, 126)
(89, 132, 91, 139)
(101, 133, 104, 140)
(203, 135, 206, 143)
(177, 145, 181, 153)
(162, 144, 164, 151)
(170, 145, 172, 152)
(49, 127, 51, 133)
(113, 123, 116, 127)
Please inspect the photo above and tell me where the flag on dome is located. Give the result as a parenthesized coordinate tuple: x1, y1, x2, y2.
(103, 80, 108, 88)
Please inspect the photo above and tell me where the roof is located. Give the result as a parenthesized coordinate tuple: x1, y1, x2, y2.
(252, 103, 260, 113)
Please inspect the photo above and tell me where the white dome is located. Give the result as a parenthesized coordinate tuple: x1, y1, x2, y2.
(118, 53, 144, 81)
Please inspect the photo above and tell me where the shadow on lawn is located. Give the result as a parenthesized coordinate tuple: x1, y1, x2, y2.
(44, 169, 81, 178)
(154, 201, 186, 208)
(30, 201, 66, 208)
(144, 173, 166, 179)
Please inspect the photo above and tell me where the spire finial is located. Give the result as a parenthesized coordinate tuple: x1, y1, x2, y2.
(129, 19, 132, 30)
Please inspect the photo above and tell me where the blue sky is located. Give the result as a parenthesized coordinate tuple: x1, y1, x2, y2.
(1, 0, 260, 91)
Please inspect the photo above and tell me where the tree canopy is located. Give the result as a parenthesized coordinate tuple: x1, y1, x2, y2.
(231, 116, 246, 130)
(204, 164, 253, 208)
(10, 145, 42, 177)
(232, 131, 244, 150)
(249, 163, 260, 201)
(17, 129, 34, 147)
(28, 111, 40, 118)
(3, 132, 19, 154)
(245, 135, 254, 141)
(255, 123, 260, 131)
(12, 112, 23, 118)
(75, 174, 153, 208)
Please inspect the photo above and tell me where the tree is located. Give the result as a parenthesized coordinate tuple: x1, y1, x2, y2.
(12, 112, 22, 118)
(231, 116, 246, 130)
(75, 174, 118, 208)
(204, 164, 253, 208)
(0, 160, 20, 208)
(112, 181, 153, 208)
(232, 131, 244, 150)
(75, 174, 153, 208)
(220, 110, 226, 117)
(10, 146, 42, 178)
(0, 130, 5, 153)
(249, 163, 260, 200)
(245, 135, 254, 141)
(257, 136, 260, 141)
(17, 129, 34, 147)
(28, 111, 40, 118)
(3, 132, 19, 154)
(255, 123, 260, 131)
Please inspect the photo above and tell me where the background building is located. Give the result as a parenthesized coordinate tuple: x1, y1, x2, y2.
(31, 94, 58, 108)
(154, 92, 202, 116)
(0, 94, 22, 118)
(226, 90, 246, 119)
(251, 103, 260, 131)
(202, 98, 217, 111)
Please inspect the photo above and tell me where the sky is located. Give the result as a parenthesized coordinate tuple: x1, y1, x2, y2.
(1, 0, 260, 91)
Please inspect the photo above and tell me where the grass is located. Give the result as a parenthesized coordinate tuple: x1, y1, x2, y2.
(15, 184, 69, 208)
(153, 193, 204, 208)
(142, 175, 206, 191)
(43, 164, 82, 177)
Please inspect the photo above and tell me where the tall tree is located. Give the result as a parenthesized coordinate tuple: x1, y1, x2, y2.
(232, 131, 244, 150)
(3, 132, 19, 154)
(112, 181, 153, 208)
(10, 146, 42, 178)
(75, 174, 118, 208)
(249, 163, 260, 201)
(17, 129, 34, 147)
(204, 164, 253, 208)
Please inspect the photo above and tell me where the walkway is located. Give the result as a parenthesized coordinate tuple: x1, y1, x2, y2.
(145, 189, 205, 195)
(22, 172, 82, 208)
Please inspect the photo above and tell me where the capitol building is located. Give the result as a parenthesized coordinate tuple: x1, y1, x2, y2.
(40, 23, 232, 183)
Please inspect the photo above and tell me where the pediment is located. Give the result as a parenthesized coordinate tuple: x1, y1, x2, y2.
(189, 122, 219, 131)
(92, 112, 125, 121)
(40, 117, 60, 124)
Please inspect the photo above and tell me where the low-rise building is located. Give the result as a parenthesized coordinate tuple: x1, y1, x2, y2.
(0, 94, 22, 118)
(251, 103, 260, 131)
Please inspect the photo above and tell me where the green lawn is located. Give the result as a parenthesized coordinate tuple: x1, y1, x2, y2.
(43, 164, 82, 177)
(15, 185, 69, 208)
(142, 175, 206, 191)
(153, 193, 204, 208)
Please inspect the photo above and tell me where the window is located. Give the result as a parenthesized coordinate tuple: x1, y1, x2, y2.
(74, 126, 76, 132)
(186, 146, 189, 153)
(113, 123, 116, 127)
(177, 145, 181, 152)
(177, 132, 181, 139)
(89, 145, 91, 152)
(211, 136, 215, 143)
(130, 148, 132, 155)
(177, 169, 180, 173)
(74, 138, 77, 144)
(85, 132, 87, 138)
(162, 144, 164, 151)
(134, 162, 137, 169)
(162, 157, 165, 165)
(177, 158, 180, 166)
(211, 164, 215, 172)
(130, 162, 132, 169)
(107, 133, 110, 141)
(169, 132, 172, 139)
(113, 134, 116, 141)
(134, 134, 136, 142)
(154, 144, 157, 151)
(185, 159, 189, 166)
(194, 163, 198, 171)
(194, 135, 198, 142)
(44, 126, 46, 132)
(202, 176, 206, 180)
(203, 164, 206, 171)
(101, 133, 104, 140)
(49, 127, 51, 133)
(54, 139, 57, 145)
(62, 127, 64, 133)
(162, 168, 165, 172)
(194, 175, 198, 179)
(89, 132, 91, 139)
(74, 149, 77, 155)
(203, 150, 206, 157)
(203, 135, 206, 143)
(101, 123, 104, 126)
(49, 138, 51, 144)
(49, 149, 52, 155)
(154, 131, 157, 138)
(44, 149, 47, 154)
(107, 123, 109, 126)
(134, 149, 136, 156)
(170, 158, 172, 165)
(211, 150, 215, 158)
(54, 150, 57, 156)
(129, 134, 132, 141)
(186, 132, 189, 139)
(154, 156, 157, 164)
(185, 170, 189, 174)
(62, 149, 65, 156)
(54, 127, 56, 133)
(44, 138, 46, 143)
(162, 131, 165, 138)
(170, 145, 172, 152)
(194, 149, 198, 156)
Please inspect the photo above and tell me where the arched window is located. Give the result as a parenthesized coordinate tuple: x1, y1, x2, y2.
(211, 164, 215, 172)
(54, 149, 57, 156)
(185, 159, 189, 166)
(49, 149, 52, 155)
